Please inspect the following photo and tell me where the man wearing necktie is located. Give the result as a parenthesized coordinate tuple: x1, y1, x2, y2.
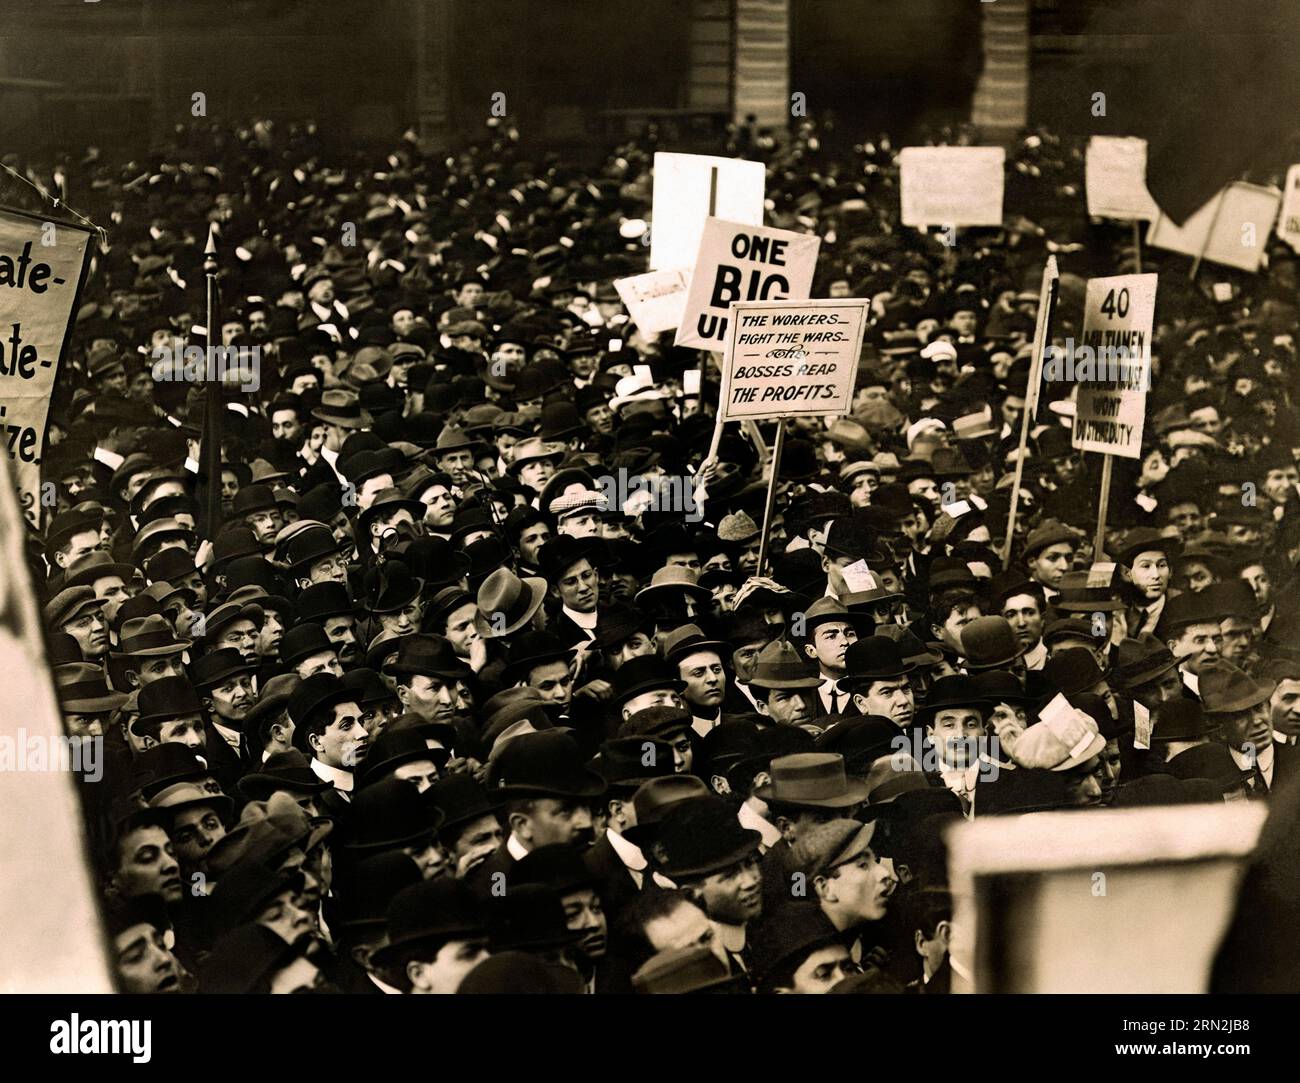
(797, 597, 873, 719)
(1200, 659, 1300, 796)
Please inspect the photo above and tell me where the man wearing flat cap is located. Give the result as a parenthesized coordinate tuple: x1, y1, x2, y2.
(791, 818, 893, 965)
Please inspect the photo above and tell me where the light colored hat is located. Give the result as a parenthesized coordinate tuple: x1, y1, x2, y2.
(1014, 704, 1106, 772)
(906, 417, 947, 448)
(920, 340, 958, 363)
(718, 511, 760, 543)
(548, 488, 606, 519)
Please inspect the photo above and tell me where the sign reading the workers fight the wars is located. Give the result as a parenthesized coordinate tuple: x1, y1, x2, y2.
(1276, 165, 1300, 255)
(718, 298, 869, 422)
(674, 218, 820, 350)
(1069, 273, 1158, 459)
(0, 208, 94, 524)
(898, 146, 1005, 227)
(648, 153, 765, 272)
(1085, 136, 1160, 221)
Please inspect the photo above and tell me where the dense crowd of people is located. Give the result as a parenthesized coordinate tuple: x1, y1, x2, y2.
(24, 114, 1300, 994)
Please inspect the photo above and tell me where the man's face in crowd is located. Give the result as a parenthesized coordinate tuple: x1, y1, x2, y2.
(88, 574, 132, 628)
(323, 615, 359, 665)
(1188, 406, 1222, 437)
(555, 559, 598, 613)
(447, 814, 504, 877)
(1240, 563, 1272, 614)
(58, 528, 102, 570)
(246, 507, 284, 544)
(308, 278, 335, 306)
(1167, 501, 1203, 538)
(408, 938, 492, 994)
(1219, 616, 1256, 665)
(297, 649, 342, 680)
(420, 484, 456, 530)
(206, 674, 256, 723)
(308, 551, 349, 586)
(170, 803, 227, 869)
(784, 943, 858, 994)
(678, 650, 725, 710)
(1062, 754, 1106, 807)
(310, 700, 369, 769)
(271, 409, 304, 447)
(1215, 702, 1273, 755)
(1270, 677, 1300, 739)
(114, 923, 183, 994)
(584, 404, 613, 435)
(438, 450, 474, 484)
(528, 660, 573, 706)
(1028, 543, 1075, 589)
(806, 620, 858, 676)
(64, 606, 109, 659)
(1001, 395, 1025, 431)
(934, 603, 982, 655)
(135, 654, 186, 688)
(257, 885, 315, 944)
(644, 897, 719, 960)
(561, 888, 607, 961)
(156, 714, 206, 753)
(399, 674, 458, 723)
(380, 600, 423, 637)
(516, 798, 594, 849)
(216, 619, 259, 664)
(621, 688, 681, 720)
(256, 608, 285, 659)
(1264, 465, 1299, 505)
(907, 476, 940, 509)
(607, 631, 656, 670)
(854, 677, 915, 727)
(456, 282, 485, 307)
(559, 510, 600, 538)
(929, 708, 985, 769)
(517, 522, 551, 566)
(1131, 665, 1189, 713)
(1001, 593, 1043, 650)
(1129, 551, 1170, 599)
(518, 458, 556, 493)
(1168, 622, 1222, 673)
(688, 853, 762, 925)
(443, 602, 481, 660)
(816, 848, 891, 923)
(113, 825, 183, 905)
(1181, 559, 1217, 592)
(391, 308, 416, 337)
(220, 470, 240, 509)
(760, 687, 815, 726)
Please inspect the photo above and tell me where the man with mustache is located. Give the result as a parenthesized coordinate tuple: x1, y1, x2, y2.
(191, 648, 260, 766)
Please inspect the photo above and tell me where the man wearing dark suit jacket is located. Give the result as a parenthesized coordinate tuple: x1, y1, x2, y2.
(797, 597, 873, 720)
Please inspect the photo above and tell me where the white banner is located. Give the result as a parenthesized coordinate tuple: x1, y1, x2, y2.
(1146, 182, 1281, 272)
(649, 153, 765, 271)
(899, 147, 1005, 227)
(1085, 136, 1160, 221)
(614, 268, 691, 334)
(1276, 164, 1300, 254)
(0, 208, 94, 524)
(674, 218, 820, 350)
(719, 298, 869, 422)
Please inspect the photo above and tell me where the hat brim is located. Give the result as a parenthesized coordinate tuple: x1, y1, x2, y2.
(1204, 681, 1276, 716)
(752, 779, 871, 808)
(1050, 730, 1107, 773)
(658, 831, 762, 879)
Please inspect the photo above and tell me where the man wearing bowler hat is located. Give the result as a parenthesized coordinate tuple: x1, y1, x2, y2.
(653, 794, 765, 982)
(916, 675, 1012, 817)
(387, 634, 472, 730)
(135, 675, 244, 792)
(838, 637, 917, 730)
(1157, 590, 1225, 697)
(470, 730, 606, 892)
(190, 647, 259, 766)
(371, 878, 493, 994)
(288, 673, 371, 811)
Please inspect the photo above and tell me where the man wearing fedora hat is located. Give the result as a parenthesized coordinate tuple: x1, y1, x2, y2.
(1157, 590, 1225, 697)
(190, 648, 260, 763)
(748, 640, 824, 729)
(108, 614, 192, 692)
(661, 624, 732, 737)
(915, 675, 1012, 816)
(795, 598, 873, 718)
(1200, 660, 1300, 795)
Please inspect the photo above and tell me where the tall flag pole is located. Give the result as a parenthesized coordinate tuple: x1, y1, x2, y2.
(201, 224, 224, 543)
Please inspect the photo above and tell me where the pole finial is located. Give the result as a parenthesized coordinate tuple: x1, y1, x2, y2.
(203, 223, 218, 273)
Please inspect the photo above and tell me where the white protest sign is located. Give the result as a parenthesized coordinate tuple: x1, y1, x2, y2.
(1146, 182, 1281, 272)
(1069, 273, 1158, 460)
(0, 208, 94, 525)
(674, 218, 820, 350)
(1276, 165, 1300, 254)
(719, 298, 868, 422)
(615, 268, 691, 333)
(1085, 136, 1159, 221)
(649, 153, 765, 271)
(899, 147, 1005, 227)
